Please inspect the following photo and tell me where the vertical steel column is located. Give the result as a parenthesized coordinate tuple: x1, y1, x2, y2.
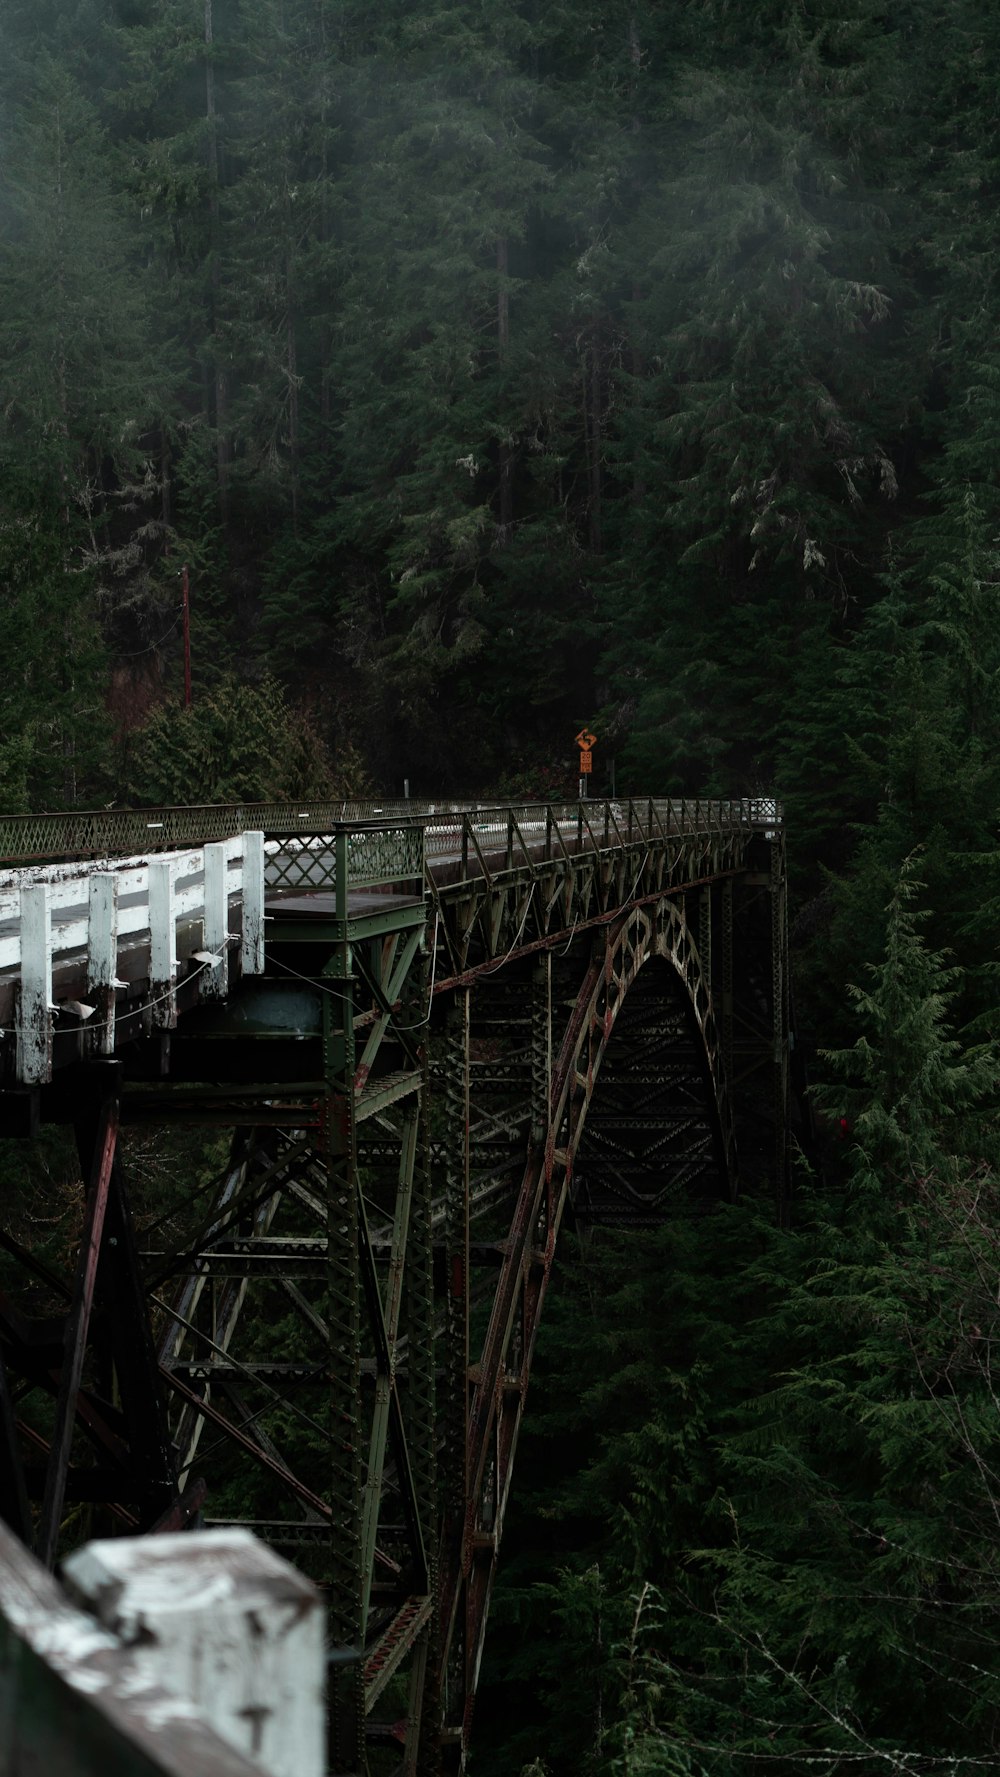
(531, 955, 552, 1151)
(437, 989, 471, 1763)
(441, 993, 471, 1514)
(771, 830, 791, 1216)
(721, 877, 734, 1090)
(97, 1144, 178, 1528)
(698, 885, 712, 987)
(401, 1046, 436, 1775)
(37, 1087, 119, 1568)
(359, 1106, 419, 1631)
(325, 831, 365, 1772)
(0, 1347, 29, 1541)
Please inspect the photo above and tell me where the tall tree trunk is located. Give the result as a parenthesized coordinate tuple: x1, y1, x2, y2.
(318, 0, 333, 439)
(286, 237, 300, 529)
(497, 235, 512, 539)
(53, 98, 72, 528)
(205, 0, 229, 526)
(160, 426, 172, 527)
(629, 13, 646, 505)
(628, 12, 641, 83)
(588, 324, 603, 555)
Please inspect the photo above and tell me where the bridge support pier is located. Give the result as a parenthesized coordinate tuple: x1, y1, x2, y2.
(771, 827, 791, 1214)
(323, 939, 366, 1774)
(0, 798, 794, 1775)
(437, 993, 470, 1758)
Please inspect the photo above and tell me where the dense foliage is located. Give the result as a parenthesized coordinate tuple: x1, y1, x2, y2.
(5, 2, 1000, 1771)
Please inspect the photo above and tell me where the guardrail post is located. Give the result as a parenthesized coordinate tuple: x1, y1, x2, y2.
(63, 1528, 326, 1777)
(506, 811, 514, 872)
(88, 874, 119, 1056)
(335, 828, 349, 922)
(242, 832, 265, 975)
(148, 859, 177, 1028)
(17, 883, 52, 1085)
(0, 1520, 274, 1777)
(202, 843, 229, 998)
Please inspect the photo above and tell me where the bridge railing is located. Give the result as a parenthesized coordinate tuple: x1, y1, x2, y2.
(264, 824, 426, 907)
(414, 797, 779, 878)
(0, 797, 781, 867)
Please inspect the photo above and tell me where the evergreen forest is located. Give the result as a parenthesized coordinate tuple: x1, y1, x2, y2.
(4, 0, 1000, 1771)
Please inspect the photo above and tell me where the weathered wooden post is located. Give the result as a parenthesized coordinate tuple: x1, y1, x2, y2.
(0, 1520, 270, 1777)
(63, 1529, 326, 1777)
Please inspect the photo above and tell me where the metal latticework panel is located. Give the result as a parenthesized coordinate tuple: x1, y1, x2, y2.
(265, 827, 425, 896)
(0, 797, 779, 866)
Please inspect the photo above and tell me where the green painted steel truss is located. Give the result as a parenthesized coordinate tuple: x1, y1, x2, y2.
(0, 799, 790, 1775)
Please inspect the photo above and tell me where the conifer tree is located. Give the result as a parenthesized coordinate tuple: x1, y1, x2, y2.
(607, 0, 916, 794)
(0, 52, 173, 803)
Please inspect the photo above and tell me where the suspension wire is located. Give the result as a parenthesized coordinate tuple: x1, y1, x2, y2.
(479, 881, 536, 977)
(395, 911, 440, 1029)
(267, 952, 355, 1006)
(557, 916, 580, 956)
(112, 610, 183, 660)
(33, 945, 237, 1041)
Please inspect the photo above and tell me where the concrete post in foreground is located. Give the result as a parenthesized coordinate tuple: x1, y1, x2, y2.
(0, 1519, 265, 1777)
(63, 1529, 326, 1777)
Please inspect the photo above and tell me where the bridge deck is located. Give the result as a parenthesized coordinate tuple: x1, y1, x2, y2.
(0, 798, 777, 1087)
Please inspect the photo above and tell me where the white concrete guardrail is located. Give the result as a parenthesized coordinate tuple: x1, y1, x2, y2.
(0, 1520, 325, 1777)
(1, 834, 265, 1086)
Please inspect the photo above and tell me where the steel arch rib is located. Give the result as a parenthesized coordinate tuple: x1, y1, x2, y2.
(439, 893, 737, 1752)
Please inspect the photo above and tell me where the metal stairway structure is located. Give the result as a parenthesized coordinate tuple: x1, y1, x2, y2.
(0, 796, 789, 1774)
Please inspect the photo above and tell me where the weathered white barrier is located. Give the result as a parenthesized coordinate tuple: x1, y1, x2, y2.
(63, 1529, 325, 1777)
(1, 834, 265, 1085)
(0, 1522, 325, 1777)
(0, 1524, 276, 1776)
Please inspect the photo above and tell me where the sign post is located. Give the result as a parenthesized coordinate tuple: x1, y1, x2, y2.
(575, 728, 597, 800)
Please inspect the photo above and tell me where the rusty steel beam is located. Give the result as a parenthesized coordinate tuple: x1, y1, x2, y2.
(35, 1088, 119, 1568)
(149, 1475, 208, 1534)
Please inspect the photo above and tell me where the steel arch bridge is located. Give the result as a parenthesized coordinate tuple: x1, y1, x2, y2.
(0, 795, 789, 1773)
